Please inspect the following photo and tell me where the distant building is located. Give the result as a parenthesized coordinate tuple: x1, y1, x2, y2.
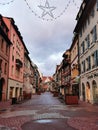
(74, 0, 98, 104)
(0, 15, 12, 101)
(41, 76, 53, 91)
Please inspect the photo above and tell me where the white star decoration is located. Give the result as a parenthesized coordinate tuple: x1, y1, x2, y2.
(38, 0, 56, 18)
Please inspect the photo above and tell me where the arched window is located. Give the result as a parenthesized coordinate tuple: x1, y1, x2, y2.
(92, 80, 98, 101)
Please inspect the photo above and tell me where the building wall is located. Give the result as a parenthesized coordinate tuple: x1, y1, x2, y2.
(8, 79, 23, 99)
(3, 17, 25, 99)
(79, 2, 98, 103)
(0, 16, 11, 101)
(23, 54, 32, 94)
(0, 35, 10, 101)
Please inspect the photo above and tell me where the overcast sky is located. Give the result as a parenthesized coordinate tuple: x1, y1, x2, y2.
(0, 0, 82, 76)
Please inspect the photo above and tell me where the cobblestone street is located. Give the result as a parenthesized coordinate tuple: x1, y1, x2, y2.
(0, 92, 98, 130)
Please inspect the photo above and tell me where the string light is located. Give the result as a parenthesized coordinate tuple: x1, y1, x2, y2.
(0, 0, 82, 20)
(72, 0, 82, 9)
(24, 0, 71, 21)
(0, 0, 15, 5)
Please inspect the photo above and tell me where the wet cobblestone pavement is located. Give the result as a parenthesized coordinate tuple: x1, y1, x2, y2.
(0, 92, 98, 130)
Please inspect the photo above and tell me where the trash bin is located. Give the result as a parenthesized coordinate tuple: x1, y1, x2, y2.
(12, 97, 17, 105)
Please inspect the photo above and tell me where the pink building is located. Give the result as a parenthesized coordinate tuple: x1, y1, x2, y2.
(3, 17, 26, 100)
(0, 15, 12, 101)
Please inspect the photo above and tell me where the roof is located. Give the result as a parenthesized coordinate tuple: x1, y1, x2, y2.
(3, 16, 29, 54)
(74, 0, 96, 33)
(42, 76, 53, 83)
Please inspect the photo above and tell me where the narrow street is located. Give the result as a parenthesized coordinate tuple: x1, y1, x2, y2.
(0, 92, 98, 130)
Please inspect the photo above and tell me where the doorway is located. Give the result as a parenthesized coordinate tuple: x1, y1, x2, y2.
(0, 78, 4, 101)
(92, 80, 98, 103)
(86, 82, 91, 102)
(82, 83, 85, 101)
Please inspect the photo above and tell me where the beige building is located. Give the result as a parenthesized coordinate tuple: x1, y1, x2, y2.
(74, 0, 98, 104)
(70, 34, 79, 97)
(23, 50, 32, 94)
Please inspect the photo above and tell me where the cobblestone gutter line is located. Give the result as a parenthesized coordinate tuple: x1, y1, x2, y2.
(67, 117, 98, 130)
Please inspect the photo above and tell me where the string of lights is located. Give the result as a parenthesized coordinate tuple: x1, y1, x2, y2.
(0, 0, 15, 5)
(0, 0, 82, 21)
(24, 0, 71, 21)
(72, 0, 82, 9)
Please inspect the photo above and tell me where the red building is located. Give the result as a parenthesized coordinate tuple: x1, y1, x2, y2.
(0, 15, 12, 101)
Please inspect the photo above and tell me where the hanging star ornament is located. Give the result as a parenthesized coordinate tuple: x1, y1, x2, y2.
(38, 0, 56, 18)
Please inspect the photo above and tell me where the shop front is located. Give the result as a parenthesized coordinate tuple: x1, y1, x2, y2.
(80, 70, 98, 104)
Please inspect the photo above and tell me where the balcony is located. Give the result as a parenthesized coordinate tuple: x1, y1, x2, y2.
(16, 59, 23, 68)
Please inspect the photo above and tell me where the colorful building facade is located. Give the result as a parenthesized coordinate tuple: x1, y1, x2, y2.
(70, 34, 79, 97)
(3, 17, 25, 100)
(0, 15, 12, 101)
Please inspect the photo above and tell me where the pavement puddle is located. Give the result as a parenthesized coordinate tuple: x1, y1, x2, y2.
(34, 119, 53, 123)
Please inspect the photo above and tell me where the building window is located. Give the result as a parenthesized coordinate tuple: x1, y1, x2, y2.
(12, 47, 14, 61)
(6, 44, 9, 55)
(90, 8, 95, 17)
(83, 60, 85, 73)
(13, 34, 15, 43)
(81, 61, 85, 73)
(1, 39, 4, 51)
(81, 41, 85, 54)
(86, 34, 90, 48)
(0, 59, 2, 71)
(92, 50, 98, 68)
(86, 56, 91, 71)
(4, 63, 7, 74)
(87, 16, 90, 25)
(11, 65, 14, 75)
(91, 26, 97, 43)
(80, 29, 82, 37)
